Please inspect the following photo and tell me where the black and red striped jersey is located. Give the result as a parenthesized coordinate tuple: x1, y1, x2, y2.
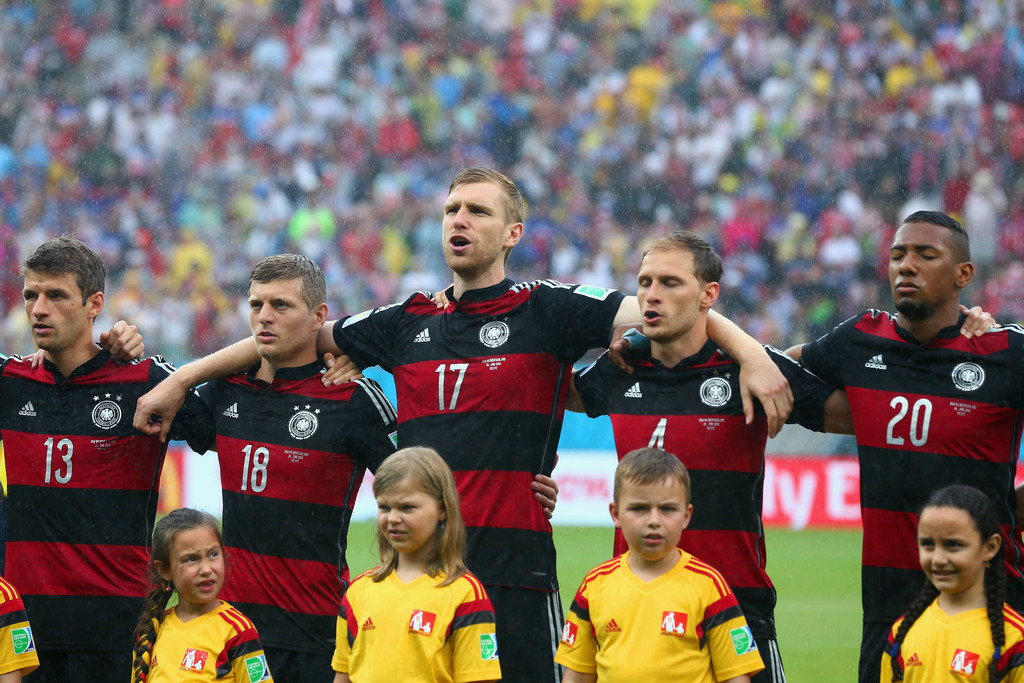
(0, 351, 193, 651)
(800, 310, 1024, 623)
(333, 278, 625, 590)
(186, 361, 397, 655)
(573, 341, 832, 639)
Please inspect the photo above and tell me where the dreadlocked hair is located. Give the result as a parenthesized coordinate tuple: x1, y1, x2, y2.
(890, 484, 1005, 682)
(131, 509, 223, 682)
(889, 579, 940, 681)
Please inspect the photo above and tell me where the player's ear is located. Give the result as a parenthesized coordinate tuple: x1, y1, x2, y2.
(700, 281, 719, 310)
(609, 501, 621, 528)
(155, 561, 170, 582)
(86, 290, 104, 321)
(954, 261, 974, 290)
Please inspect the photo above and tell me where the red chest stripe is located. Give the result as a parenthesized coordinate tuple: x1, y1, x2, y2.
(394, 354, 567, 422)
(846, 386, 1019, 461)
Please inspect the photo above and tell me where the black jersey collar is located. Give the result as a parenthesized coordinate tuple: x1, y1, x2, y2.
(894, 312, 967, 345)
(44, 349, 112, 382)
(245, 359, 324, 384)
(447, 279, 514, 304)
(643, 339, 720, 371)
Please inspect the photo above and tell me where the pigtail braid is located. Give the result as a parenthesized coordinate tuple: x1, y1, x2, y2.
(986, 558, 1007, 681)
(890, 580, 940, 682)
(131, 578, 174, 683)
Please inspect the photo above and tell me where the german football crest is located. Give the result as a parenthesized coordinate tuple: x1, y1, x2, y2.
(92, 397, 122, 429)
(409, 610, 437, 635)
(479, 321, 510, 348)
(699, 377, 731, 407)
(951, 362, 985, 392)
(288, 408, 318, 439)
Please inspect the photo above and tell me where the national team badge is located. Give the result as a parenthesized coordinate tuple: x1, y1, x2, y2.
(952, 362, 985, 392)
(729, 626, 758, 654)
(699, 377, 731, 407)
(11, 626, 34, 654)
(479, 321, 510, 348)
(560, 621, 578, 645)
(409, 610, 437, 635)
(245, 654, 271, 682)
(180, 648, 209, 672)
(950, 648, 980, 677)
(479, 633, 499, 660)
(288, 409, 318, 439)
(92, 399, 122, 429)
(660, 611, 687, 636)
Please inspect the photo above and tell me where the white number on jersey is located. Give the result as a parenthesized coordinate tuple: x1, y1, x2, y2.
(885, 396, 932, 447)
(44, 437, 73, 484)
(435, 363, 469, 410)
(241, 444, 270, 492)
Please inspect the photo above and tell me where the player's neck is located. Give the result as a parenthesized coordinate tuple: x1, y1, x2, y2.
(452, 264, 506, 300)
(896, 302, 962, 344)
(650, 327, 708, 369)
(45, 340, 100, 378)
(626, 548, 680, 582)
(175, 598, 222, 624)
(255, 350, 317, 382)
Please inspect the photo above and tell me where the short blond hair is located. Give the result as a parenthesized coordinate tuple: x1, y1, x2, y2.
(613, 448, 691, 505)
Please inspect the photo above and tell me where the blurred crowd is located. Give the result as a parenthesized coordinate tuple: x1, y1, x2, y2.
(2, 0, 1024, 365)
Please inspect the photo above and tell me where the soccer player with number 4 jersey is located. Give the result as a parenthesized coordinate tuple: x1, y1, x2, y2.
(568, 231, 852, 683)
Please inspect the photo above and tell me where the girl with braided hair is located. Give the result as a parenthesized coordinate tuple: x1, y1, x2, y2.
(131, 508, 273, 682)
(882, 485, 1024, 682)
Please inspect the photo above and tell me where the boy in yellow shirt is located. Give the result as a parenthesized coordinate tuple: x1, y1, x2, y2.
(555, 447, 764, 683)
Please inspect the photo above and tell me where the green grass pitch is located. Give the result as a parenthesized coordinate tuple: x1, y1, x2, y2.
(346, 522, 863, 681)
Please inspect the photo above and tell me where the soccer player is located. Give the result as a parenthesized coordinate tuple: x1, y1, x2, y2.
(0, 235, 196, 683)
(555, 447, 764, 683)
(787, 210, 1024, 683)
(134, 167, 792, 683)
(177, 255, 398, 682)
(567, 231, 851, 683)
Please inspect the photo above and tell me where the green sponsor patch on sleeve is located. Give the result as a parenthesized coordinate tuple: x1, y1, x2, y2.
(12, 627, 33, 654)
(245, 654, 271, 682)
(479, 633, 499, 661)
(729, 626, 757, 655)
(574, 285, 612, 301)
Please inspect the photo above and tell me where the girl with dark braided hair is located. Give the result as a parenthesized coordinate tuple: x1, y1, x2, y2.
(881, 485, 1024, 682)
(130, 508, 273, 682)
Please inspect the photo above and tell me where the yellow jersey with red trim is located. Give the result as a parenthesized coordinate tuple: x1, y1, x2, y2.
(882, 600, 1024, 682)
(136, 601, 273, 683)
(0, 576, 38, 676)
(333, 569, 501, 683)
(554, 550, 764, 682)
